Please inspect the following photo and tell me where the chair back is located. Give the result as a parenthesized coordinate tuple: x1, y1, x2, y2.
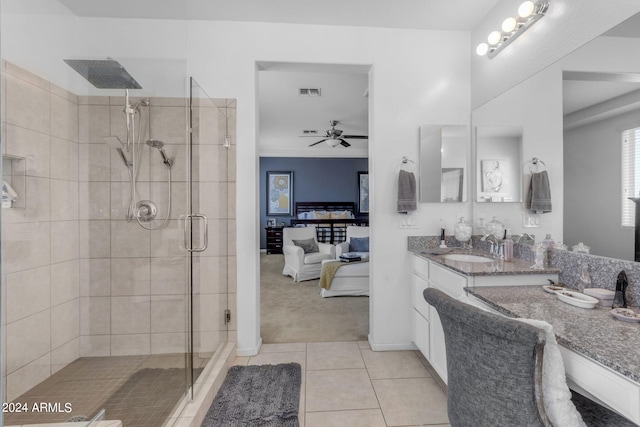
(282, 226, 318, 246)
(423, 288, 550, 427)
(345, 226, 369, 242)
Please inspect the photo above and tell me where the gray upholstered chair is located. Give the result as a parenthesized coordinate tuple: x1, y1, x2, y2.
(423, 288, 636, 427)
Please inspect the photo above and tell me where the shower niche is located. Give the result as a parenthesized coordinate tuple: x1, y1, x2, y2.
(2, 154, 26, 209)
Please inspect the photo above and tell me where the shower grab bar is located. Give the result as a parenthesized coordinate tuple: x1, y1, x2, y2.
(184, 214, 208, 252)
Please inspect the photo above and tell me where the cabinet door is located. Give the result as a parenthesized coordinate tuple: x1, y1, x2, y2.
(429, 304, 448, 384)
(412, 309, 430, 357)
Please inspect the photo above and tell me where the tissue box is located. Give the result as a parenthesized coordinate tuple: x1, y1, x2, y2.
(583, 288, 615, 307)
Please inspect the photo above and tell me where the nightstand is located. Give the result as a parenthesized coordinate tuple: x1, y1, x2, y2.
(265, 226, 284, 254)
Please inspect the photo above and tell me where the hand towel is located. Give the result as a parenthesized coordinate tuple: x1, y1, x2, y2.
(397, 170, 417, 213)
(526, 171, 552, 213)
(517, 318, 586, 427)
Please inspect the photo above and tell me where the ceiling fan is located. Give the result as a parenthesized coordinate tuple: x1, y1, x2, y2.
(303, 120, 368, 147)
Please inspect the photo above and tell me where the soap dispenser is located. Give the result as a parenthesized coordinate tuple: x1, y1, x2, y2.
(612, 270, 629, 309)
(501, 230, 513, 262)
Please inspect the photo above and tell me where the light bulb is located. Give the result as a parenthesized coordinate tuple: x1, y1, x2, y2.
(518, 1, 535, 18)
(487, 31, 502, 45)
(476, 43, 489, 56)
(502, 17, 517, 33)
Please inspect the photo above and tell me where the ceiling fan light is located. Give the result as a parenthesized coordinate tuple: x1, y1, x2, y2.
(326, 139, 340, 147)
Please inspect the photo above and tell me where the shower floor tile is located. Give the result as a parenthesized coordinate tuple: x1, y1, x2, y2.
(4, 354, 200, 426)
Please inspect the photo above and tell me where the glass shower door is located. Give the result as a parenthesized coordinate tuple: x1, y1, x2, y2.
(188, 77, 231, 394)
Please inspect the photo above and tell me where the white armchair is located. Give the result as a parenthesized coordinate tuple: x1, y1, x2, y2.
(282, 227, 336, 282)
(335, 226, 370, 259)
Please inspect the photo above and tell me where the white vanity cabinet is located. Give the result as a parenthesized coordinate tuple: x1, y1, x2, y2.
(411, 253, 558, 385)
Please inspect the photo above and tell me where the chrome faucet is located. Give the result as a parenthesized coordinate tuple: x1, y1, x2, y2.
(481, 234, 500, 257)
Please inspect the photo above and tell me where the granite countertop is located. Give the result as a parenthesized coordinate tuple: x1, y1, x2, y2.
(468, 285, 640, 384)
(410, 248, 559, 277)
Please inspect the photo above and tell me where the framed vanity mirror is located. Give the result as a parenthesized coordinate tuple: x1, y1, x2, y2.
(419, 124, 468, 203)
(475, 126, 522, 203)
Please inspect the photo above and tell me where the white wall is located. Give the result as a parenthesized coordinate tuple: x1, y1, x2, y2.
(186, 21, 471, 354)
(470, 0, 640, 109)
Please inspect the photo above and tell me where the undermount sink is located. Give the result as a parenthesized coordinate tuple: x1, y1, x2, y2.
(441, 254, 494, 263)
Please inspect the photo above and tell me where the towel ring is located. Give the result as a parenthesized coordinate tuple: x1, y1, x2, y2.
(529, 157, 546, 173)
(400, 156, 416, 173)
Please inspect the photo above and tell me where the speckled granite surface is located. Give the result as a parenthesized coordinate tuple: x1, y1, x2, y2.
(468, 285, 640, 383)
(408, 235, 558, 276)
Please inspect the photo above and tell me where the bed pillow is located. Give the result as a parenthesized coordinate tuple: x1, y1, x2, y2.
(312, 210, 331, 220)
(292, 238, 319, 253)
(349, 237, 369, 252)
(330, 210, 349, 219)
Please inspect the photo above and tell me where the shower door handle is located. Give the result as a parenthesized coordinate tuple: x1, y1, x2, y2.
(184, 214, 208, 252)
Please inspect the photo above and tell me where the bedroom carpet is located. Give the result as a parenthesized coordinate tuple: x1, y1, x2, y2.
(261, 253, 369, 343)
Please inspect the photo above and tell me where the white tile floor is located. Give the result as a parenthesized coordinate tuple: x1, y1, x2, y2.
(232, 341, 450, 427)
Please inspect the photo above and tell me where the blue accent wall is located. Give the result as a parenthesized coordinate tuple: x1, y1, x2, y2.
(259, 157, 368, 249)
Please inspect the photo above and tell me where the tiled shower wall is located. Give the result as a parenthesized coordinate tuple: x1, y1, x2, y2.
(2, 61, 81, 401)
(1, 61, 236, 401)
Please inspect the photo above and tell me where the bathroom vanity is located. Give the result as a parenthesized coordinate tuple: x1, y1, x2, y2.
(410, 250, 558, 384)
(469, 286, 640, 425)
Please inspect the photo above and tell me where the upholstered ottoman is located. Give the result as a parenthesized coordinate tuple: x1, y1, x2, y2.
(319, 257, 369, 298)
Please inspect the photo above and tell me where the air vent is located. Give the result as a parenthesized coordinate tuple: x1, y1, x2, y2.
(298, 88, 321, 97)
(302, 130, 318, 135)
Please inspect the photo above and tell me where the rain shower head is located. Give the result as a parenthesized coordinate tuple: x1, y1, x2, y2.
(64, 58, 142, 89)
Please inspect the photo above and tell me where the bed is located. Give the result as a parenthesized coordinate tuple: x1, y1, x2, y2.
(289, 202, 368, 244)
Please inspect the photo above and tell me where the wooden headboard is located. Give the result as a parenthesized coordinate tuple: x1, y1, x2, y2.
(294, 202, 356, 216)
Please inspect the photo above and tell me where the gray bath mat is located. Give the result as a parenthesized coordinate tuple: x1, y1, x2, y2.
(202, 363, 301, 427)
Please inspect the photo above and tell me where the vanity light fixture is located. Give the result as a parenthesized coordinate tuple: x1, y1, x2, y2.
(476, 0, 550, 59)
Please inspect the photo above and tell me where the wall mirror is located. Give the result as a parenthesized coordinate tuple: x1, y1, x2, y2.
(419, 124, 468, 203)
(475, 126, 522, 203)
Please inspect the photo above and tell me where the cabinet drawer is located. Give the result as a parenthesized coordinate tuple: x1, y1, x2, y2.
(412, 274, 429, 320)
(412, 255, 429, 280)
(429, 263, 467, 298)
(413, 309, 430, 357)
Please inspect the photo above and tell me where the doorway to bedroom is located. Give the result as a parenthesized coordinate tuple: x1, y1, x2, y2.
(256, 62, 370, 343)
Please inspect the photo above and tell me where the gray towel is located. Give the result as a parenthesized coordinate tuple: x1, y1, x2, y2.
(397, 170, 417, 213)
(526, 171, 552, 213)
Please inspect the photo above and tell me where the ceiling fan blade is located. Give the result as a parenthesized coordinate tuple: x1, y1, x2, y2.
(342, 135, 368, 139)
(308, 139, 328, 147)
(339, 139, 351, 147)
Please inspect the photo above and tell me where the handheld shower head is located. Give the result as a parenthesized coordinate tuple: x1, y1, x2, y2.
(146, 140, 173, 167)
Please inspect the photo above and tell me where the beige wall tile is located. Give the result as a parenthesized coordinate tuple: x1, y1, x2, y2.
(51, 298, 80, 348)
(5, 74, 50, 134)
(2, 221, 50, 273)
(111, 333, 150, 356)
(111, 220, 150, 257)
(50, 179, 79, 221)
(6, 310, 51, 374)
(192, 144, 227, 182)
(51, 337, 79, 374)
(195, 182, 228, 219)
(77, 96, 109, 106)
(151, 332, 187, 354)
(5, 176, 50, 224)
(50, 83, 78, 103)
(80, 296, 111, 335)
(50, 137, 78, 181)
(111, 296, 150, 334)
(79, 142, 111, 181)
(79, 220, 111, 258)
(149, 143, 187, 182)
(80, 335, 110, 357)
(79, 258, 111, 296)
(5, 266, 50, 324)
(51, 220, 79, 264)
(5, 62, 49, 91)
(150, 256, 186, 295)
(111, 257, 150, 296)
(109, 142, 150, 182)
(149, 181, 187, 220)
(110, 181, 149, 220)
(79, 181, 110, 220)
(6, 353, 50, 403)
(5, 124, 51, 177)
(51, 259, 80, 306)
(150, 220, 184, 257)
(192, 255, 227, 294)
(149, 105, 187, 145)
(151, 295, 187, 333)
(51, 93, 79, 142)
(78, 104, 110, 143)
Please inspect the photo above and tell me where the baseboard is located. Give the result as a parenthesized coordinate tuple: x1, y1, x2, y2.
(236, 337, 263, 356)
(368, 334, 417, 351)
